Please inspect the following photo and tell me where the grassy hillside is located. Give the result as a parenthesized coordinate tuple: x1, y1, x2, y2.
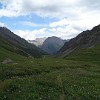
(66, 45, 100, 62)
(58, 25, 100, 58)
(0, 45, 100, 99)
(0, 27, 47, 58)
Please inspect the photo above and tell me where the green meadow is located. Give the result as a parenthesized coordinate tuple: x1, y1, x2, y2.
(0, 45, 100, 100)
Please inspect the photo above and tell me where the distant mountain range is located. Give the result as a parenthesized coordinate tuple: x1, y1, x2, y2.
(0, 27, 46, 58)
(57, 24, 100, 57)
(28, 36, 67, 54)
(1, 24, 100, 59)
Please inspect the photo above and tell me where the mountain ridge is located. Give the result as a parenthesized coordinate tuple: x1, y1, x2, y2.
(40, 36, 66, 54)
(57, 24, 100, 57)
(28, 37, 47, 46)
(0, 27, 47, 58)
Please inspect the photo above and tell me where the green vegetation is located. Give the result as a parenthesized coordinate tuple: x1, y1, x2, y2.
(0, 27, 47, 58)
(0, 45, 100, 100)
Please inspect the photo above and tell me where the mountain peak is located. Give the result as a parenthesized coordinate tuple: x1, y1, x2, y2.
(40, 36, 66, 54)
(28, 36, 66, 54)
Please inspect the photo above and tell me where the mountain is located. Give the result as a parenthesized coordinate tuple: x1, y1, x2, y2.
(28, 37, 47, 46)
(40, 36, 66, 54)
(0, 27, 46, 58)
(0, 27, 100, 99)
(57, 24, 100, 57)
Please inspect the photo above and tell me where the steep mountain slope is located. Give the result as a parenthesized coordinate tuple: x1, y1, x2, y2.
(57, 24, 100, 57)
(0, 27, 46, 58)
(40, 36, 66, 54)
(66, 45, 100, 62)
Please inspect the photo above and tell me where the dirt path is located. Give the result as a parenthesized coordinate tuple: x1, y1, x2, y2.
(57, 75, 66, 100)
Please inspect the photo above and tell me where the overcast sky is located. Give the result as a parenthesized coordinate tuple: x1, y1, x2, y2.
(0, 0, 100, 40)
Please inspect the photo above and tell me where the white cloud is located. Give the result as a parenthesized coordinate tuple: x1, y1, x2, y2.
(49, 19, 69, 27)
(13, 24, 80, 40)
(20, 21, 40, 27)
(0, 0, 100, 18)
(19, 21, 47, 27)
(0, 22, 6, 27)
(0, 0, 23, 17)
(14, 28, 47, 40)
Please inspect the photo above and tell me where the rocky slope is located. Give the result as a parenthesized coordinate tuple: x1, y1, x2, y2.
(28, 37, 47, 46)
(57, 24, 100, 57)
(0, 27, 46, 58)
(40, 36, 66, 54)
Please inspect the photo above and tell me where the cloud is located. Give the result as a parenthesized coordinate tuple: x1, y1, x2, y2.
(14, 28, 47, 40)
(13, 24, 80, 40)
(0, 0, 23, 17)
(1, 0, 100, 40)
(0, 22, 6, 27)
(49, 19, 69, 27)
(19, 21, 40, 27)
(14, 30, 36, 40)
(0, 0, 100, 18)
(19, 21, 47, 27)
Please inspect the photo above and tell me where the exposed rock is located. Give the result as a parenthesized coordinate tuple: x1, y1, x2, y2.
(0, 27, 47, 58)
(28, 36, 68, 54)
(28, 37, 47, 46)
(57, 24, 100, 57)
(2, 58, 14, 64)
(40, 36, 67, 54)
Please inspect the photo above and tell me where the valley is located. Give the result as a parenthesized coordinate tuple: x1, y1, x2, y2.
(0, 0, 100, 99)
(0, 26, 100, 100)
(0, 42, 100, 100)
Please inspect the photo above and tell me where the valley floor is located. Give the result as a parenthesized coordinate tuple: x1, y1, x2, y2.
(0, 56, 100, 100)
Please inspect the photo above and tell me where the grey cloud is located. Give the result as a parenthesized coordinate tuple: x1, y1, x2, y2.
(0, 0, 100, 18)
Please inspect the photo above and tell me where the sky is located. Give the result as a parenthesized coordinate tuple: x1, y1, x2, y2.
(0, 0, 100, 40)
